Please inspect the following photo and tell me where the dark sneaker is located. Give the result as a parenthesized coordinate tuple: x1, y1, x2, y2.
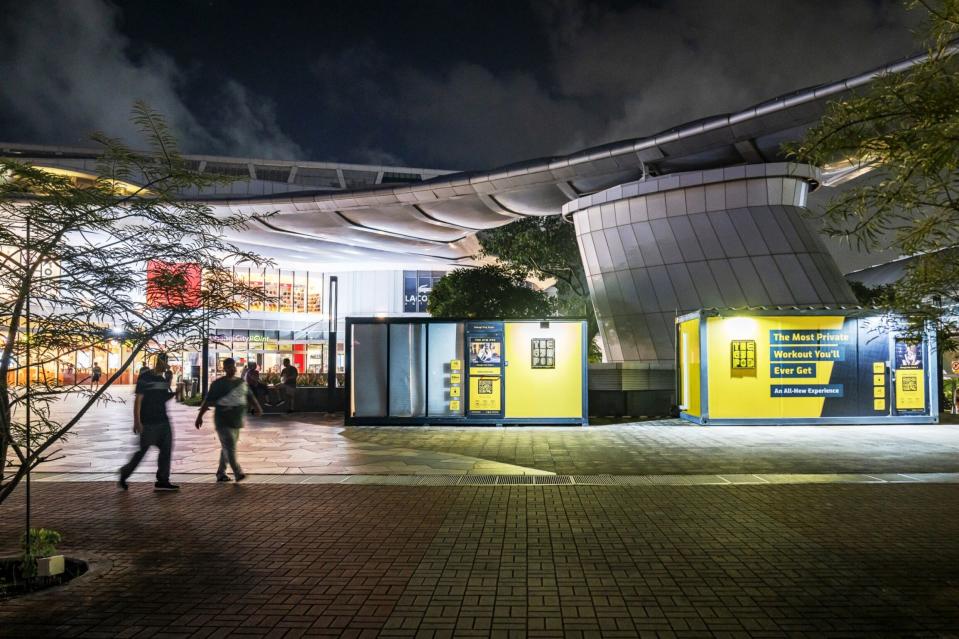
(216, 474, 231, 482)
(117, 475, 128, 491)
(154, 482, 180, 492)
(235, 473, 247, 482)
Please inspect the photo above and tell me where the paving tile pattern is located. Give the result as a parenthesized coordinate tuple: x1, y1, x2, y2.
(2, 482, 959, 637)
(13, 392, 959, 477)
(25, 395, 548, 476)
(342, 422, 959, 475)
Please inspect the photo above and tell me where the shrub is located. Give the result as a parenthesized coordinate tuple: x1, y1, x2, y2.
(20, 528, 62, 578)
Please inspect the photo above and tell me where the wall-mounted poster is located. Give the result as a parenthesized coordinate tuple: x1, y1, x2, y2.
(531, 338, 555, 369)
(896, 341, 923, 369)
(895, 339, 925, 412)
(469, 337, 501, 365)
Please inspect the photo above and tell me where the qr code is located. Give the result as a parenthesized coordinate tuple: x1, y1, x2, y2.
(903, 377, 918, 392)
(478, 379, 493, 394)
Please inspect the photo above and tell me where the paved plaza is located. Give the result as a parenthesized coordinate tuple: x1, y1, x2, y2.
(4, 395, 959, 637)
(19, 391, 959, 479)
(2, 481, 959, 637)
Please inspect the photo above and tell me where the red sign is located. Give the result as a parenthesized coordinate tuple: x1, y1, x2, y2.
(146, 261, 202, 309)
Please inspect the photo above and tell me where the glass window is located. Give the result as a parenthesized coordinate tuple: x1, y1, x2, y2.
(279, 270, 294, 313)
(231, 330, 248, 352)
(389, 323, 426, 417)
(292, 270, 307, 313)
(235, 266, 250, 312)
(351, 323, 387, 417)
(264, 270, 279, 312)
(307, 272, 322, 314)
(263, 330, 278, 353)
(307, 343, 325, 374)
(428, 322, 465, 417)
(249, 269, 266, 311)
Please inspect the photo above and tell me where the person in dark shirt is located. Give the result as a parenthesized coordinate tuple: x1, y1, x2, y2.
(118, 353, 178, 492)
(244, 362, 267, 413)
(195, 357, 262, 482)
(279, 358, 298, 414)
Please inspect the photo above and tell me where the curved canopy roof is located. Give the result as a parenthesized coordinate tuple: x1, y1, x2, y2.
(4, 46, 947, 267)
(207, 47, 940, 264)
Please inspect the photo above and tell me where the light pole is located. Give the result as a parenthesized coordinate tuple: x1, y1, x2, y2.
(24, 216, 32, 559)
(327, 276, 338, 405)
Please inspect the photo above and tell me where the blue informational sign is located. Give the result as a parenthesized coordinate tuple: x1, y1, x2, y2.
(769, 363, 817, 378)
(769, 345, 846, 361)
(771, 384, 844, 398)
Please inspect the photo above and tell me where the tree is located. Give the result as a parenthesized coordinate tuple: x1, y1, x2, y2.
(477, 216, 601, 360)
(791, 0, 959, 349)
(427, 265, 554, 319)
(848, 280, 893, 306)
(0, 103, 268, 504)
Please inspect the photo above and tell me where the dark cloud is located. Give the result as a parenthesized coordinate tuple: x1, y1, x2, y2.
(0, 0, 302, 158)
(310, 0, 919, 169)
(540, 0, 920, 151)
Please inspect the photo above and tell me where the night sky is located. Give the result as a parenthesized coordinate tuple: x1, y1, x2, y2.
(0, 0, 921, 172)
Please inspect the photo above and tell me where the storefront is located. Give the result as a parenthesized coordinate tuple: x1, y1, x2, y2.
(676, 309, 939, 425)
(200, 328, 344, 385)
(346, 317, 588, 425)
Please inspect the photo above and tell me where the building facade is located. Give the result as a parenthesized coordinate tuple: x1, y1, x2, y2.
(3, 48, 942, 407)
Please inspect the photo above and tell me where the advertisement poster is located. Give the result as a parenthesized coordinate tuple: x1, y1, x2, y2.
(466, 322, 505, 416)
(469, 337, 501, 365)
(895, 341, 923, 369)
(469, 376, 501, 413)
(705, 316, 920, 419)
(894, 340, 925, 412)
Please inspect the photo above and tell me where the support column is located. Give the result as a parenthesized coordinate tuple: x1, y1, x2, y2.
(564, 163, 857, 367)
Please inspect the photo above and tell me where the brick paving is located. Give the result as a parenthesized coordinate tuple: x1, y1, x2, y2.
(3, 482, 959, 637)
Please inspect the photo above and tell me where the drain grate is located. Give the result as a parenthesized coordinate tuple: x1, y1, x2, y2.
(534, 476, 574, 485)
(342, 475, 414, 485)
(415, 475, 463, 486)
(459, 475, 498, 485)
(496, 475, 538, 485)
(569, 474, 615, 485)
(645, 474, 730, 485)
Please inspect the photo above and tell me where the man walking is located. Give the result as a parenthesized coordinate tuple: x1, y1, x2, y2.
(279, 357, 298, 414)
(118, 353, 178, 492)
(195, 357, 262, 482)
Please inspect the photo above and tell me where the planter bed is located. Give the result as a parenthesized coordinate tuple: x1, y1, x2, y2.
(0, 556, 88, 601)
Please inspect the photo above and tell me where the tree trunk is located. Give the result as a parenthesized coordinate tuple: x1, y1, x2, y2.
(0, 454, 34, 504)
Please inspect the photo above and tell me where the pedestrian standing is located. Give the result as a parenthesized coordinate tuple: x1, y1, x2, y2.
(91, 362, 102, 387)
(118, 353, 179, 492)
(279, 357, 298, 414)
(195, 357, 262, 482)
